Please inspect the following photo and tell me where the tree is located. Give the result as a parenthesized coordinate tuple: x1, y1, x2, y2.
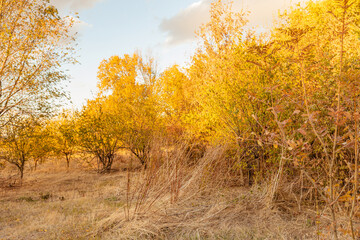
(30, 121, 53, 170)
(77, 98, 119, 173)
(97, 53, 162, 166)
(158, 65, 196, 141)
(0, 117, 49, 179)
(0, 0, 76, 125)
(186, 0, 276, 182)
(188, 0, 253, 143)
(50, 110, 77, 169)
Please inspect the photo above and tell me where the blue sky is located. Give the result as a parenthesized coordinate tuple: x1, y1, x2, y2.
(51, 0, 307, 108)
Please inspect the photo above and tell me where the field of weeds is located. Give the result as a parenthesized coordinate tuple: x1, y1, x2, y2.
(0, 153, 347, 240)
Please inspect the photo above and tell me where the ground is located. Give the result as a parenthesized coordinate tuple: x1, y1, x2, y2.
(0, 157, 352, 239)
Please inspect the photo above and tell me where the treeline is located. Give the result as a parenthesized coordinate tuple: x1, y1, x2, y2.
(1, 0, 360, 238)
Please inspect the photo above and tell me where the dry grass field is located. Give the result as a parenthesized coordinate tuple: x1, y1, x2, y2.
(0, 154, 353, 240)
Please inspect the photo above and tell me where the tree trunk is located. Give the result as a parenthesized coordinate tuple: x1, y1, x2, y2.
(65, 154, 70, 169)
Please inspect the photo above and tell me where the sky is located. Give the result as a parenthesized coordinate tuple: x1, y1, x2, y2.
(50, 0, 308, 108)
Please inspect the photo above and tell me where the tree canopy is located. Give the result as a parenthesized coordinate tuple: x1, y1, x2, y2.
(0, 0, 76, 124)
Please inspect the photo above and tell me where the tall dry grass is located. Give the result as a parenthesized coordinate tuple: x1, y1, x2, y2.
(92, 142, 354, 239)
(0, 145, 356, 239)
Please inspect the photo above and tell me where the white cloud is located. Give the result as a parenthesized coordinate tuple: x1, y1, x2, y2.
(160, 0, 309, 46)
(50, 0, 104, 11)
(160, 0, 212, 45)
(242, 0, 308, 27)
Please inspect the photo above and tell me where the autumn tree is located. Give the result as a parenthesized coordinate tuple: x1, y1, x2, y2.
(0, 0, 76, 125)
(0, 116, 49, 179)
(77, 98, 119, 173)
(30, 122, 53, 170)
(186, 0, 279, 183)
(158, 65, 199, 142)
(50, 110, 78, 169)
(191, 0, 249, 142)
(97, 53, 162, 166)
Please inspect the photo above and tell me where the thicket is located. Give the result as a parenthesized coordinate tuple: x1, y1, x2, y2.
(2, 0, 360, 238)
